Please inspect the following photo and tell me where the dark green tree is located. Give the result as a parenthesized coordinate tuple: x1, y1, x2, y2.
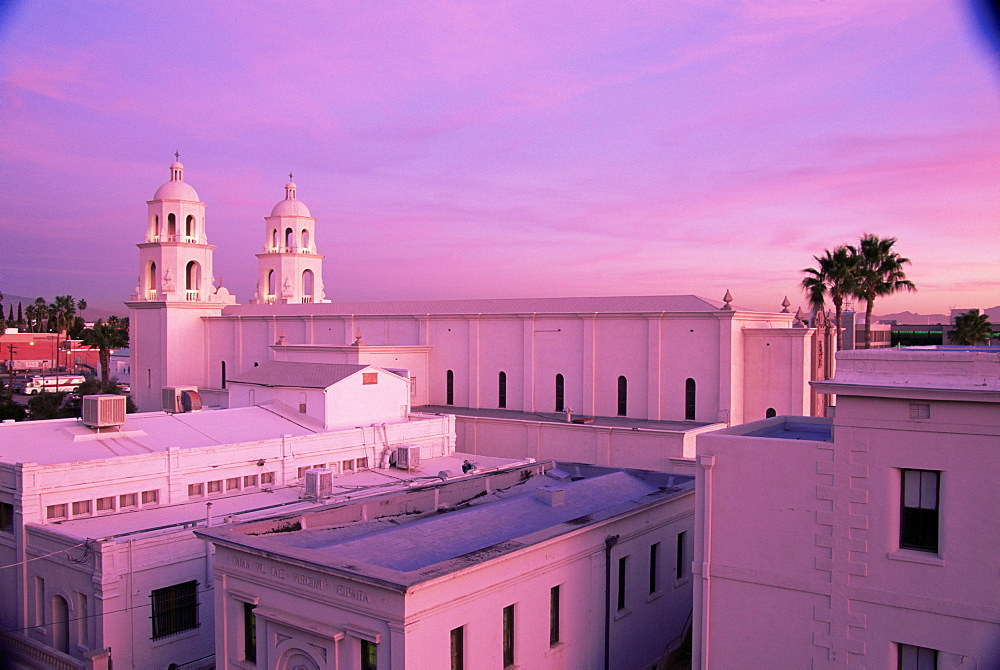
(852, 234, 916, 349)
(948, 309, 994, 346)
(80, 319, 130, 386)
(801, 246, 859, 351)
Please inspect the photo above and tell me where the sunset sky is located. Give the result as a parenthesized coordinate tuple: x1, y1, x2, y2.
(0, 1, 997, 317)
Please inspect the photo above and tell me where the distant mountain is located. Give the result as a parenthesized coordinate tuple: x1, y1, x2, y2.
(877, 307, 1000, 325)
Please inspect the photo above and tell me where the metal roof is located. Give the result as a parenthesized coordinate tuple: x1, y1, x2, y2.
(224, 294, 734, 317)
(227, 361, 370, 388)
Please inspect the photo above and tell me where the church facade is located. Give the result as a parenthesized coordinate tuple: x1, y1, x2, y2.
(128, 161, 834, 425)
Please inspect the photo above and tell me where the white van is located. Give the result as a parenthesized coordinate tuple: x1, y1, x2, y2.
(20, 375, 86, 394)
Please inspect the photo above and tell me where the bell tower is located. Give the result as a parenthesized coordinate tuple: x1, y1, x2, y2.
(127, 158, 236, 411)
(253, 177, 328, 304)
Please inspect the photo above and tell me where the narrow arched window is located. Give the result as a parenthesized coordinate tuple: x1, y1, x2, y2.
(766, 407, 777, 418)
(446, 370, 454, 406)
(555, 374, 565, 412)
(148, 261, 158, 296)
(685, 378, 696, 421)
(271, 229, 278, 249)
(185, 214, 195, 239)
(267, 270, 275, 297)
(302, 270, 314, 302)
(617, 376, 627, 416)
(284, 228, 294, 249)
(498, 371, 507, 409)
(302, 229, 310, 250)
(167, 213, 176, 238)
(149, 214, 159, 240)
(51, 595, 69, 653)
(185, 261, 200, 291)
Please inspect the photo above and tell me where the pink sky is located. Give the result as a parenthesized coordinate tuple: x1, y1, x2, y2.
(0, 1, 997, 317)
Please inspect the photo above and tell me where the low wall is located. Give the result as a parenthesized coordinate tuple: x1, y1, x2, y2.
(454, 415, 721, 474)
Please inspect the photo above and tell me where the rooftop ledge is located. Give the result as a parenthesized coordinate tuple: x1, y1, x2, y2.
(716, 415, 833, 442)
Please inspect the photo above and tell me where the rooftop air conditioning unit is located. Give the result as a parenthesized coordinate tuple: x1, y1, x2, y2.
(82, 394, 127, 428)
(394, 445, 421, 472)
(162, 386, 200, 413)
(303, 468, 334, 498)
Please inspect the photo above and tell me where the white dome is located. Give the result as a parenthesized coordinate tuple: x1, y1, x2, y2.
(270, 181, 311, 217)
(152, 161, 200, 201)
(153, 180, 200, 201)
(270, 198, 312, 218)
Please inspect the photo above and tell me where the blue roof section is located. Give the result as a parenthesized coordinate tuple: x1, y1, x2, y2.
(744, 420, 832, 441)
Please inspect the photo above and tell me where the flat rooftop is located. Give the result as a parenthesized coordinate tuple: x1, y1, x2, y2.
(200, 461, 694, 588)
(43, 452, 525, 541)
(416, 405, 716, 432)
(0, 401, 415, 465)
(743, 420, 833, 441)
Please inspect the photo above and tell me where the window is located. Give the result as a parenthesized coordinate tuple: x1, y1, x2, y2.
(649, 543, 660, 593)
(141, 490, 159, 505)
(555, 374, 565, 412)
(260, 472, 275, 485)
(498, 371, 507, 409)
(901, 469, 939, 552)
(46, 504, 67, 520)
(446, 370, 454, 406)
(151, 581, 199, 639)
(243, 602, 257, 663)
(188, 483, 204, 497)
(676, 532, 688, 580)
(357, 457, 369, 469)
(617, 556, 628, 610)
(765, 407, 777, 418)
(34, 577, 44, 626)
(342, 459, 356, 472)
(72, 500, 91, 516)
(226, 477, 241, 491)
(617, 376, 627, 416)
(243, 475, 258, 488)
(207, 480, 222, 494)
(549, 585, 561, 646)
(685, 378, 696, 420)
(363, 372, 378, 385)
(450, 626, 464, 670)
(898, 643, 937, 670)
(502, 604, 515, 667)
(909, 403, 930, 420)
(52, 595, 69, 653)
(119, 493, 137, 509)
(361, 640, 377, 670)
(96, 496, 115, 512)
(1, 502, 14, 532)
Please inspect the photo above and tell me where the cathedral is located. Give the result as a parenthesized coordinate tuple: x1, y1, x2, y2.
(128, 160, 833, 423)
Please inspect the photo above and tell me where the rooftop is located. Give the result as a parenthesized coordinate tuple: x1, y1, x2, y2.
(416, 405, 717, 433)
(199, 461, 694, 588)
(222, 294, 760, 317)
(44, 452, 524, 540)
(228, 361, 373, 388)
(711, 415, 833, 442)
(0, 402, 414, 465)
(813, 347, 1000, 397)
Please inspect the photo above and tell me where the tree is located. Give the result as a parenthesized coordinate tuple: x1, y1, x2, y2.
(801, 245, 859, 351)
(49, 295, 78, 335)
(80, 318, 129, 386)
(852, 234, 916, 349)
(948, 309, 994, 346)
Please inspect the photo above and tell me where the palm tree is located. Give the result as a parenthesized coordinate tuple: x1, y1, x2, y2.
(49, 295, 78, 335)
(31, 297, 48, 333)
(80, 319, 129, 386)
(801, 246, 859, 351)
(948, 309, 994, 346)
(852, 234, 916, 349)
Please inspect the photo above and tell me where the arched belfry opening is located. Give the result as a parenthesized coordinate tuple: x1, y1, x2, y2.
(302, 270, 314, 303)
(267, 270, 275, 302)
(147, 261, 158, 299)
(149, 214, 158, 241)
(185, 261, 201, 300)
(271, 229, 278, 250)
(185, 214, 195, 240)
(284, 228, 294, 249)
(301, 229, 310, 250)
(167, 213, 176, 239)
